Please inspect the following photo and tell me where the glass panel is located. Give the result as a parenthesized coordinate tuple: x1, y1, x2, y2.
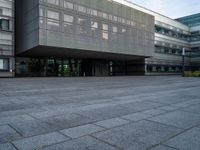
(0, 19, 9, 30)
(64, 14, 73, 23)
(0, 59, 9, 70)
(47, 10, 59, 20)
(46, 0, 59, 5)
(64, 1, 73, 9)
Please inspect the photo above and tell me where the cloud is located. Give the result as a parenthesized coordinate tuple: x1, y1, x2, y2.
(129, 0, 200, 18)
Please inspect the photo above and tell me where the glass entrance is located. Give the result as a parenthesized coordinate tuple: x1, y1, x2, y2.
(16, 58, 82, 77)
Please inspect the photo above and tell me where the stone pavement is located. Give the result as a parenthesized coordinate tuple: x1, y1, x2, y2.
(0, 76, 200, 150)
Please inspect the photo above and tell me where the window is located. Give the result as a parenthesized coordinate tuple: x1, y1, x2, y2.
(0, 19, 9, 31)
(64, 14, 73, 23)
(113, 16, 117, 22)
(91, 21, 98, 29)
(0, 7, 12, 16)
(63, 15, 73, 33)
(91, 21, 98, 37)
(77, 17, 88, 35)
(78, 17, 87, 25)
(64, 1, 73, 9)
(102, 32, 108, 40)
(102, 13, 108, 19)
(78, 5, 86, 13)
(91, 9, 97, 16)
(47, 10, 60, 29)
(102, 24, 108, 31)
(47, 10, 59, 20)
(113, 26, 118, 33)
(102, 24, 108, 40)
(47, 0, 59, 5)
(0, 59, 9, 71)
(122, 28, 126, 33)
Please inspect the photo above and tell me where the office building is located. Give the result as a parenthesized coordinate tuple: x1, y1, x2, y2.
(0, 0, 199, 77)
(177, 13, 200, 71)
(0, 0, 14, 77)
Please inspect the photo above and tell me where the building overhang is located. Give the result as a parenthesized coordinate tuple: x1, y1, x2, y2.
(16, 45, 149, 61)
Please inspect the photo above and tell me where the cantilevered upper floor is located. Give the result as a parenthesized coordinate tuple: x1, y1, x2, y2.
(15, 0, 155, 60)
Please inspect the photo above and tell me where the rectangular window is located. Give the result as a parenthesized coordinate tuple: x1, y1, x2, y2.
(0, 19, 9, 31)
(0, 7, 12, 16)
(91, 9, 97, 16)
(113, 16, 117, 22)
(102, 32, 108, 40)
(0, 59, 9, 71)
(64, 1, 74, 9)
(108, 14, 113, 21)
(78, 17, 87, 25)
(102, 24, 108, 31)
(102, 13, 108, 19)
(91, 21, 98, 29)
(122, 28, 126, 33)
(113, 26, 118, 33)
(46, 0, 59, 5)
(47, 10, 59, 20)
(78, 5, 86, 13)
(47, 19, 59, 27)
(64, 14, 74, 23)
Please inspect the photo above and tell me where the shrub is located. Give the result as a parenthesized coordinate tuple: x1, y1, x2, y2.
(185, 71, 200, 77)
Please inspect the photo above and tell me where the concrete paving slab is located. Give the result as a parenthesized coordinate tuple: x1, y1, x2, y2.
(121, 112, 152, 121)
(60, 124, 104, 138)
(42, 113, 94, 130)
(13, 132, 69, 150)
(41, 136, 119, 150)
(94, 118, 130, 129)
(0, 143, 16, 150)
(76, 105, 132, 121)
(10, 119, 57, 137)
(0, 125, 21, 144)
(0, 115, 34, 126)
(141, 109, 167, 116)
(93, 120, 182, 150)
(165, 127, 200, 150)
(148, 110, 200, 129)
(180, 104, 200, 114)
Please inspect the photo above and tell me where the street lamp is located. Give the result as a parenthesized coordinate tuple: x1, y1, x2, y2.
(182, 48, 185, 77)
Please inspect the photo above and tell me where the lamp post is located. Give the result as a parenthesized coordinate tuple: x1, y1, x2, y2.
(182, 48, 185, 77)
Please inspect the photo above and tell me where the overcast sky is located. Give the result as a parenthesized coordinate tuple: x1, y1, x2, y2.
(129, 0, 200, 19)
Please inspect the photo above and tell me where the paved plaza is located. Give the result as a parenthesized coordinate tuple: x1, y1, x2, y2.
(0, 76, 200, 150)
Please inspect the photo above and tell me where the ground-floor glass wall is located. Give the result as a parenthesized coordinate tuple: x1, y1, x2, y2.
(16, 57, 146, 77)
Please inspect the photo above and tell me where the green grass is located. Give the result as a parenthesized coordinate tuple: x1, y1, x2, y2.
(185, 71, 200, 77)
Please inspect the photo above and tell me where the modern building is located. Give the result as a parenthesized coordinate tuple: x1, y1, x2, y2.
(0, 0, 14, 77)
(0, 0, 199, 77)
(177, 13, 200, 71)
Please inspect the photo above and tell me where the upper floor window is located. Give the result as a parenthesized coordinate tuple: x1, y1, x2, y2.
(64, 14, 74, 23)
(102, 24, 108, 31)
(0, 19, 9, 31)
(64, 1, 73, 9)
(47, 10, 59, 20)
(78, 5, 86, 13)
(46, 0, 59, 5)
(91, 21, 98, 29)
(0, 59, 9, 71)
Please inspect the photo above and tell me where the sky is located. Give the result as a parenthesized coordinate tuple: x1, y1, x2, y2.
(129, 0, 200, 19)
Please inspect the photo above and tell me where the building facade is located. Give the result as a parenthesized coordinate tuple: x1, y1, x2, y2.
(177, 14, 200, 71)
(0, 0, 199, 77)
(0, 0, 14, 77)
(15, 0, 154, 77)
